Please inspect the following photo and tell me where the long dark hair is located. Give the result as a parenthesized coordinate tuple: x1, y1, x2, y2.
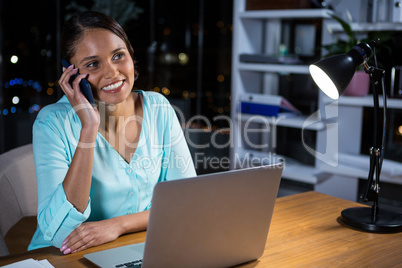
(61, 11, 138, 78)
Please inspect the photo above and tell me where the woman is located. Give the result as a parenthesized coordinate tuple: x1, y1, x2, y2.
(28, 11, 196, 254)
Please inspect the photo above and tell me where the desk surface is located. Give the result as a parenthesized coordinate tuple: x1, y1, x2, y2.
(1, 191, 402, 267)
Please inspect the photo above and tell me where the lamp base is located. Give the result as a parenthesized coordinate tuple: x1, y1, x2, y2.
(340, 207, 402, 233)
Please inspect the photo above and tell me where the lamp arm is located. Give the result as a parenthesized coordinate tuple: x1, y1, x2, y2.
(360, 65, 386, 209)
(380, 77, 387, 172)
(362, 147, 376, 202)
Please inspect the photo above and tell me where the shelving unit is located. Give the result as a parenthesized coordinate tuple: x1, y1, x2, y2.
(231, 0, 402, 202)
(230, 0, 334, 188)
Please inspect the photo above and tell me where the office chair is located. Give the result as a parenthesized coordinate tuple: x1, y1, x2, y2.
(0, 144, 37, 256)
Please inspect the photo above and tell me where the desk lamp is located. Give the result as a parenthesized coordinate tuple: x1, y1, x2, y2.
(309, 39, 402, 233)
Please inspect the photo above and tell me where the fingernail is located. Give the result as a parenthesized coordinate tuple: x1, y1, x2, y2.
(63, 248, 71, 254)
(68, 64, 74, 68)
(72, 250, 77, 254)
(62, 239, 68, 245)
(60, 245, 67, 252)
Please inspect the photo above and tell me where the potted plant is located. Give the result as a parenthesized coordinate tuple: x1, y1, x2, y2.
(322, 11, 370, 97)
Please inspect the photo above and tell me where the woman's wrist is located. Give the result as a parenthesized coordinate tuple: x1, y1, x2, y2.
(114, 216, 128, 236)
(115, 211, 150, 236)
(78, 127, 98, 148)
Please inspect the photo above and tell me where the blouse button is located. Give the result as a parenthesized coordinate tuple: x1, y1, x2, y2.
(129, 192, 134, 196)
(126, 167, 133, 174)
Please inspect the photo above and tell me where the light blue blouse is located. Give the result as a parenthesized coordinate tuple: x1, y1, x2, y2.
(28, 91, 196, 250)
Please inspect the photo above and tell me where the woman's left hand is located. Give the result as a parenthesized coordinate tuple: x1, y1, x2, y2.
(60, 218, 122, 254)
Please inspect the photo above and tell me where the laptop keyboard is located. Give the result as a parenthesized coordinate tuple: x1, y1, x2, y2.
(115, 259, 143, 267)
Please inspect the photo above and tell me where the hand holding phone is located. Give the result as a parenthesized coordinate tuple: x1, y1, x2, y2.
(62, 59, 95, 106)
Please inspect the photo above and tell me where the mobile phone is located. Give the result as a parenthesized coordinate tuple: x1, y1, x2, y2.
(62, 59, 95, 106)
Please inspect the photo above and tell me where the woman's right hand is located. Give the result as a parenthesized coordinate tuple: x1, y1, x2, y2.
(59, 64, 100, 134)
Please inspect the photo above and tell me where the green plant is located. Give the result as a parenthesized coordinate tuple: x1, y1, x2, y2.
(322, 11, 392, 68)
(322, 11, 361, 57)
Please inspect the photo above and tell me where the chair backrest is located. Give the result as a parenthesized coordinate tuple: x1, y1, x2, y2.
(0, 144, 37, 250)
(0, 235, 9, 256)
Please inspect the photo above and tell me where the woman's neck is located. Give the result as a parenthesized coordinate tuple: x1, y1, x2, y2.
(98, 93, 135, 134)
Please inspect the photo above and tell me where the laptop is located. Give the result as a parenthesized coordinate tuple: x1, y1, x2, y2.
(84, 163, 283, 268)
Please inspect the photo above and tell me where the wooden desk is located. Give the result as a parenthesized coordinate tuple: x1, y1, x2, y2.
(1, 191, 402, 267)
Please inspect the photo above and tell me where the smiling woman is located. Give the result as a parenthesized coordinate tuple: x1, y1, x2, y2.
(28, 11, 196, 254)
(69, 28, 136, 104)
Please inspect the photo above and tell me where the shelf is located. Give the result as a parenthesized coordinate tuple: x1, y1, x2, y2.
(236, 149, 318, 184)
(327, 22, 402, 32)
(318, 153, 402, 185)
(237, 113, 326, 131)
(238, 63, 309, 74)
(239, 9, 333, 20)
(325, 95, 402, 110)
(282, 160, 318, 185)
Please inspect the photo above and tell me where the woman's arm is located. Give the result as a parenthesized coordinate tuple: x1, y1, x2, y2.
(59, 65, 100, 212)
(32, 66, 100, 249)
(33, 113, 96, 248)
(62, 127, 97, 212)
(60, 210, 150, 254)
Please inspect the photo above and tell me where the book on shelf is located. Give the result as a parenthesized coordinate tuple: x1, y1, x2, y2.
(239, 93, 301, 117)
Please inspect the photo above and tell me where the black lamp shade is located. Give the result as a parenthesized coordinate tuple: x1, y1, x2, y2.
(309, 54, 357, 99)
(309, 42, 372, 99)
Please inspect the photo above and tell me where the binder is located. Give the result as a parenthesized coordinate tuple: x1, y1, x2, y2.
(239, 93, 301, 117)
